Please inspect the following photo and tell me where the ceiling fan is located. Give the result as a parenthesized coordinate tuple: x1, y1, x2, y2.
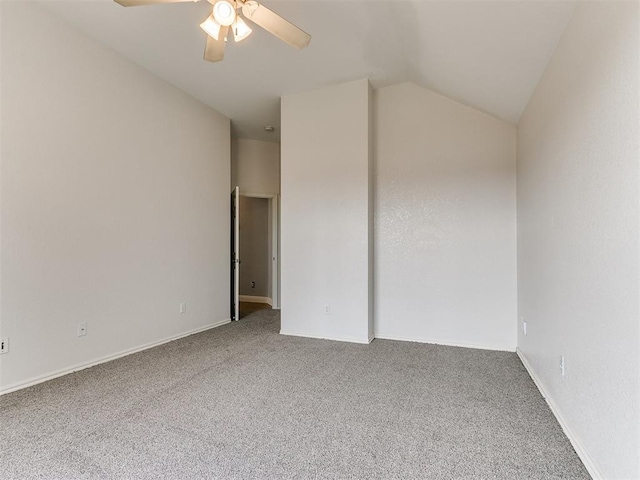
(114, 0, 311, 63)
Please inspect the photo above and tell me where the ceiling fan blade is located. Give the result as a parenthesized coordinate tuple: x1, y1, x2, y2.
(204, 26, 229, 62)
(115, 0, 199, 7)
(241, 1, 310, 50)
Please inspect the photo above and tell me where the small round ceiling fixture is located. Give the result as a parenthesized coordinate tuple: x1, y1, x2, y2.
(265, 126, 275, 133)
(213, 0, 236, 26)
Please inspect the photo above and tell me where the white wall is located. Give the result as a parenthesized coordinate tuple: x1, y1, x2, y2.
(231, 138, 280, 196)
(239, 197, 270, 297)
(281, 79, 372, 343)
(517, 2, 639, 478)
(0, 2, 231, 392)
(374, 82, 517, 351)
(0, 0, 4, 369)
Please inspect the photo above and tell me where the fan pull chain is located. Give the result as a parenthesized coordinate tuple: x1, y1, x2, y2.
(234, 0, 238, 38)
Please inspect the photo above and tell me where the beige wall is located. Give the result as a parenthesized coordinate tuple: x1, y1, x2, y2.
(0, 2, 231, 391)
(239, 197, 270, 298)
(517, 2, 639, 477)
(281, 79, 373, 343)
(232, 138, 280, 195)
(374, 82, 517, 351)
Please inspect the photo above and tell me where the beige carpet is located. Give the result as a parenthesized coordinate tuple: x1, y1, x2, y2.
(0, 309, 588, 479)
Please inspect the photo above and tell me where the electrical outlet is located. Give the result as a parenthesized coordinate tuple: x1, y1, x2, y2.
(251, 281, 255, 289)
(0, 338, 9, 354)
(324, 305, 330, 315)
(560, 355, 565, 377)
(179, 302, 186, 314)
(77, 322, 87, 337)
(523, 321, 527, 336)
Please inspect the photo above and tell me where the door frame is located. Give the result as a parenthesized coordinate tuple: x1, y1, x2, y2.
(231, 187, 240, 321)
(238, 192, 280, 310)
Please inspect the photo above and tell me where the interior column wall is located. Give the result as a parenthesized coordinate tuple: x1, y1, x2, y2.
(280, 79, 372, 343)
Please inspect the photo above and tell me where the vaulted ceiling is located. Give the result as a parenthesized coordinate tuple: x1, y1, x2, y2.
(38, 0, 576, 141)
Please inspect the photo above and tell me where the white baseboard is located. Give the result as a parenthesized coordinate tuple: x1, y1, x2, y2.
(280, 330, 372, 345)
(517, 348, 602, 480)
(239, 295, 272, 306)
(374, 333, 515, 352)
(0, 318, 231, 396)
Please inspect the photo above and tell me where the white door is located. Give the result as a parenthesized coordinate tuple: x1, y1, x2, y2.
(271, 196, 280, 309)
(231, 186, 240, 321)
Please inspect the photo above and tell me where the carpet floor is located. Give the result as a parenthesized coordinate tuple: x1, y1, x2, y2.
(239, 302, 272, 319)
(1, 310, 589, 479)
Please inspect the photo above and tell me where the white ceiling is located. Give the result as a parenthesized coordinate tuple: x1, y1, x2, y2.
(37, 0, 576, 141)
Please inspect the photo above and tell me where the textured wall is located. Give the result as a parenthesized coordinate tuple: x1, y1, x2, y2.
(0, 2, 230, 391)
(281, 79, 373, 343)
(374, 82, 517, 351)
(517, 1, 639, 477)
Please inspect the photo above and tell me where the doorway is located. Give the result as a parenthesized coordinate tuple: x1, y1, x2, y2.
(231, 188, 280, 321)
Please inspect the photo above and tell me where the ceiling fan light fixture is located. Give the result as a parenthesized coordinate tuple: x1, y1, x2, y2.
(213, 0, 236, 26)
(115, 0, 311, 63)
(233, 16, 252, 42)
(200, 15, 222, 40)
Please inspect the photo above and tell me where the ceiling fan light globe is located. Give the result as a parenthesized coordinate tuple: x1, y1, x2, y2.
(233, 17, 252, 42)
(200, 15, 222, 40)
(213, 0, 236, 26)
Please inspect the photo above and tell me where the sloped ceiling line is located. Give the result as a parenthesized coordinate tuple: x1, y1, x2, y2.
(37, 0, 576, 141)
